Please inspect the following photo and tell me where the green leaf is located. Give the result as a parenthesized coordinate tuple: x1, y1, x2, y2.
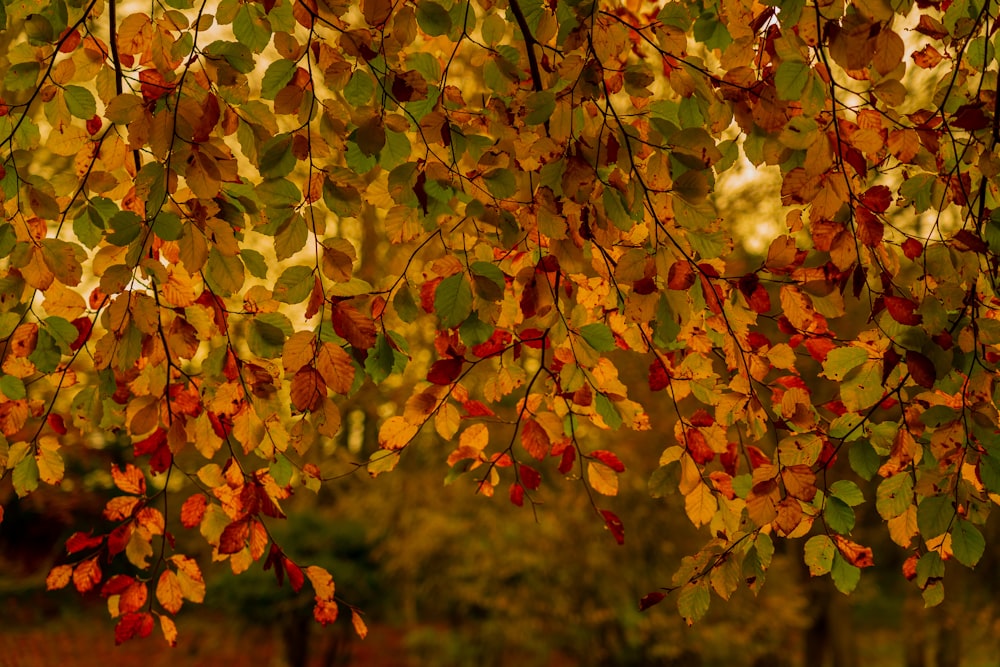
(343, 71, 375, 107)
(916, 551, 944, 588)
(848, 439, 880, 480)
(248, 312, 292, 358)
(774, 61, 811, 101)
(204, 40, 255, 73)
(233, 4, 270, 52)
(648, 462, 679, 499)
(106, 211, 143, 246)
(917, 494, 953, 539)
(0, 375, 26, 400)
(821, 346, 869, 381)
(64, 85, 97, 119)
(483, 169, 516, 199)
(364, 334, 395, 384)
(261, 59, 296, 99)
(272, 266, 314, 304)
(804, 535, 835, 576)
(13, 455, 39, 497)
(951, 518, 985, 567)
(258, 134, 296, 179)
(580, 322, 616, 352)
(825, 496, 855, 534)
(5, 62, 41, 91)
(875, 473, 913, 519)
(241, 249, 268, 279)
(434, 274, 473, 329)
(274, 216, 308, 260)
(393, 285, 419, 323)
(459, 312, 493, 347)
(595, 393, 623, 430)
(830, 552, 860, 594)
(829, 480, 864, 507)
(677, 581, 710, 624)
(416, 0, 451, 36)
(204, 248, 245, 296)
(525, 90, 555, 126)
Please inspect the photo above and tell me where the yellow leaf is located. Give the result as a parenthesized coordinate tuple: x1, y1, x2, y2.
(587, 461, 619, 496)
(171, 555, 206, 603)
(434, 402, 461, 440)
(159, 615, 178, 647)
(305, 565, 335, 600)
(378, 415, 418, 450)
(162, 266, 197, 307)
(156, 570, 184, 614)
(47, 124, 90, 156)
(888, 504, 918, 547)
(684, 483, 717, 527)
(42, 281, 87, 319)
(36, 437, 64, 485)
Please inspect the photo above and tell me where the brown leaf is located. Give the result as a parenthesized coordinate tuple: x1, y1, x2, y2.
(331, 301, 377, 350)
(290, 367, 327, 412)
(834, 535, 875, 568)
(906, 350, 936, 389)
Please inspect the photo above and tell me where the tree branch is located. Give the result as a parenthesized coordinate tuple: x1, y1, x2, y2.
(507, 0, 543, 93)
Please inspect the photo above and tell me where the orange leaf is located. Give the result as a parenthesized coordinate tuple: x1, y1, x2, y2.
(156, 570, 184, 614)
(314, 599, 339, 625)
(111, 463, 146, 495)
(520, 418, 550, 460)
(72, 558, 102, 594)
(378, 415, 418, 451)
(316, 342, 355, 394)
(834, 535, 875, 568)
(588, 461, 619, 496)
(115, 612, 153, 645)
(180, 494, 207, 529)
(290, 367, 327, 412)
(351, 609, 369, 639)
(46, 564, 73, 590)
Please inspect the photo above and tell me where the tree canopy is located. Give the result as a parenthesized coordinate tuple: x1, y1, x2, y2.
(0, 0, 998, 645)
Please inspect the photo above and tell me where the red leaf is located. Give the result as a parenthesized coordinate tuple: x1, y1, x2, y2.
(101, 574, 134, 597)
(882, 347, 902, 384)
(648, 358, 670, 391)
(591, 450, 625, 473)
(139, 69, 174, 102)
(558, 446, 576, 474)
(667, 261, 696, 290)
(600, 509, 625, 545)
(519, 464, 542, 490)
(218, 519, 250, 555)
(721, 442, 739, 476)
(856, 208, 884, 247)
(509, 482, 524, 507)
(902, 554, 918, 581)
(331, 300, 377, 350)
(747, 284, 771, 314)
(66, 531, 104, 555)
(686, 430, 714, 464)
(48, 413, 67, 435)
(906, 350, 936, 389)
(746, 446, 771, 468)
(285, 558, 305, 592)
(952, 104, 991, 131)
(884, 296, 922, 326)
(427, 357, 463, 385)
(471, 329, 512, 358)
(133, 428, 166, 457)
(901, 238, 923, 259)
(689, 409, 714, 427)
(86, 115, 102, 135)
(70, 317, 92, 350)
(115, 612, 154, 645)
(860, 185, 892, 212)
(952, 229, 989, 253)
(639, 591, 667, 611)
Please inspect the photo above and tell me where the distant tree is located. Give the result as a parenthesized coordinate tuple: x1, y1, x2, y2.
(0, 0, 998, 645)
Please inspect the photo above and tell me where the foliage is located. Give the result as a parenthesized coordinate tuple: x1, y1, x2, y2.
(0, 0, 998, 645)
